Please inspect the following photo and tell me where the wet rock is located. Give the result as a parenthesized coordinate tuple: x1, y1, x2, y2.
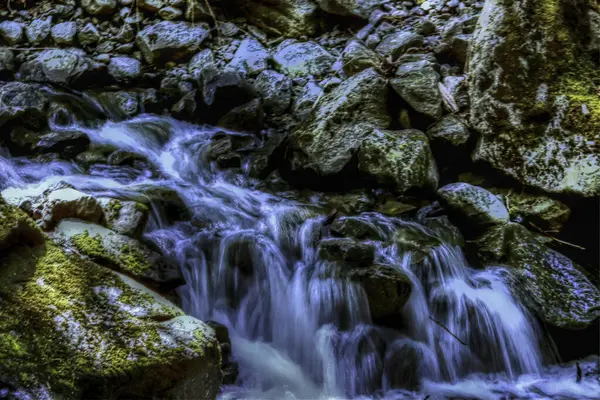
(348, 263, 412, 320)
(34, 130, 90, 158)
(18, 49, 91, 85)
(437, 182, 509, 226)
(98, 198, 149, 238)
(390, 224, 442, 259)
(97, 91, 140, 119)
(0, 21, 25, 45)
(81, 0, 117, 15)
(0, 48, 15, 75)
(200, 68, 256, 118)
(0, 82, 48, 128)
(291, 80, 323, 121)
(316, 0, 380, 18)
(375, 30, 425, 60)
(274, 41, 335, 78)
(286, 68, 390, 176)
(78, 22, 100, 46)
(56, 219, 183, 288)
(136, 21, 210, 66)
(50, 22, 77, 46)
(488, 189, 571, 233)
(331, 216, 383, 240)
(468, 0, 600, 197)
(240, 0, 320, 38)
(108, 150, 148, 167)
(358, 129, 439, 193)
(426, 114, 470, 147)
(321, 190, 375, 215)
(25, 16, 52, 45)
(390, 60, 442, 120)
(476, 222, 600, 329)
(341, 39, 386, 77)
(318, 237, 375, 266)
(108, 56, 142, 81)
(253, 70, 293, 114)
(228, 37, 270, 76)
(217, 99, 264, 132)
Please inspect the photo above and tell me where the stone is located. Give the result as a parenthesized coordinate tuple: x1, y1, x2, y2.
(25, 16, 52, 45)
(116, 23, 135, 43)
(476, 222, 600, 329)
(341, 39, 386, 77)
(228, 37, 270, 76)
(321, 190, 375, 214)
(159, 6, 184, 19)
(0, 21, 24, 45)
(18, 49, 93, 86)
(34, 130, 90, 158)
(287, 68, 390, 175)
(274, 41, 335, 78)
(56, 219, 183, 288)
(0, 82, 48, 128)
(426, 114, 470, 147)
(316, 0, 380, 18)
(99, 198, 149, 238)
(81, 0, 117, 15)
(136, 21, 210, 66)
(138, 0, 166, 11)
(200, 69, 256, 117)
(391, 60, 442, 120)
(217, 98, 265, 132)
(330, 216, 383, 240)
(437, 182, 510, 226)
(358, 129, 439, 193)
(291, 80, 323, 121)
(78, 22, 100, 47)
(375, 30, 425, 60)
(240, 0, 320, 38)
(253, 70, 292, 113)
(188, 48, 215, 81)
(50, 22, 77, 46)
(0, 197, 45, 252)
(441, 75, 468, 110)
(97, 91, 140, 119)
(0, 48, 15, 75)
(318, 237, 375, 266)
(347, 264, 412, 320)
(108, 56, 142, 81)
(488, 189, 571, 233)
(467, 0, 600, 197)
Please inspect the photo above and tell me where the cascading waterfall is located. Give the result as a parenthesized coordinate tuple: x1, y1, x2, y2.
(1, 112, 598, 400)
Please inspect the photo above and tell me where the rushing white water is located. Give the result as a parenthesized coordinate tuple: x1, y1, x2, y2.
(1, 113, 598, 399)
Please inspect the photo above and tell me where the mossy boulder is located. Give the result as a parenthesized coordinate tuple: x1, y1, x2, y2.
(390, 60, 443, 120)
(318, 237, 376, 266)
(55, 220, 183, 290)
(98, 198, 149, 239)
(0, 197, 44, 251)
(438, 182, 510, 226)
(468, 0, 600, 197)
(358, 129, 439, 193)
(274, 41, 335, 78)
(286, 68, 390, 176)
(476, 222, 600, 329)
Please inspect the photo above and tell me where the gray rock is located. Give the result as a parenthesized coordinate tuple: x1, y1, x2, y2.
(358, 128, 439, 193)
(159, 6, 184, 20)
(228, 37, 270, 76)
(375, 30, 425, 60)
(253, 70, 292, 113)
(0, 82, 48, 127)
(438, 182, 510, 225)
(292, 80, 323, 121)
(0, 21, 24, 45)
(25, 16, 52, 45)
(18, 49, 91, 85)
(98, 197, 149, 238)
(240, 0, 320, 38)
(108, 56, 142, 81)
(188, 48, 215, 81)
(116, 23, 136, 44)
(78, 22, 100, 46)
(0, 48, 15, 74)
(136, 21, 210, 65)
(50, 22, 77, 46)
(476, 222, 600, 329)
(274, 41, 335, 78)
(341, 39, 385, 77)
(441, 75, 468, 110)
(318, 237, 375, 266)
(468, 0, 600, 197)
(34, 130, 90, 158)
(287, 68, 390, 175)
(426, 114, 470, 147)
(391, 60, 442, 119)
(81, 0, 117, 15)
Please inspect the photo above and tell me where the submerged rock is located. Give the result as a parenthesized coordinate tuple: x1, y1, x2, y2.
(438, 182, 509, 226)
(476, 222, 600, 329)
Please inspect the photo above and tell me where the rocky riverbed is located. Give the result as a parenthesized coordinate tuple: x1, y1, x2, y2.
(0, 0, 599, 399)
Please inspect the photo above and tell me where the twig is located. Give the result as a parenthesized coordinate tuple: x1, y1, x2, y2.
(529, 222, 586, 250)
(429, 316, 467, 346)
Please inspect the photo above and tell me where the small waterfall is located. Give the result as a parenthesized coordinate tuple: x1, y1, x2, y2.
(1, 112, 595, 400)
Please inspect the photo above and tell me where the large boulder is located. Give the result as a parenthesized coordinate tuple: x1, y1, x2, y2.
(476, 222, 600, 329)
(136, 21, 210, 66)
(358, 129, 439, 193)
(438, 182, 510, 226)
(236, 0, 320, 38)
(286, 68, 390, 176)
(0, 235, 221, 399)
(467, 0, 600, 197)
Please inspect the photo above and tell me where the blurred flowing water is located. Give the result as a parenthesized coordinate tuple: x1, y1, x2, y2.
(0, 113, 598, 400)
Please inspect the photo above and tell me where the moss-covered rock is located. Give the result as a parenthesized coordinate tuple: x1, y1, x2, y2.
(55, 220, 183, 290)
(390, 60, 443, 120)
(438, 182, 510, 226)
(98, 197, 149, 238)
(318, 237, 376, 266)
(0, 196, 44, 251)
(331, 216, 385, 241)
(341, 39, 386, 77)
(476, 222, 600, 329)
(468, 0, 600, 197)
(236, 0, 320, 38)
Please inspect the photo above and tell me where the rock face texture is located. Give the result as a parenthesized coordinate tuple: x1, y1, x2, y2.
(468, 0, 600, 197)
